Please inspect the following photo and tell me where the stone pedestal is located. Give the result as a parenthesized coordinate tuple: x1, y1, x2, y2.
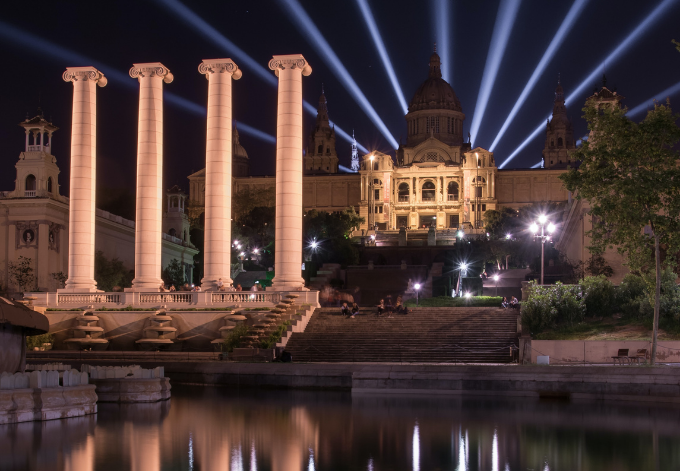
(199, 59, 241, 290)
(398, 227, 407, 246)
(61, 67, 107, 292)
(129, 63, 173, 291)
(268, 55, 312, 291)
(427, 226, 437, 246)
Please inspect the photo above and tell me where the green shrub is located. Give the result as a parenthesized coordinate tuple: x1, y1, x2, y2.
(259, 321, 292, 349)
(521, 282, 585, 335)
(26, 333, 54, 350)
(404, 296, 502, 307)
(580, 275, 617, 317)
(223, 324, 249, 352)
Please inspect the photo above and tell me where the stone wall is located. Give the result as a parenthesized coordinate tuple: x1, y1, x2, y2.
(530, 340, 680, 364)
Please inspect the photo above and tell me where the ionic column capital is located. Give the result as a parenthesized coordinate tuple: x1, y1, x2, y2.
(62, 66, 107, 87)
(198, 58, 242, 80)
(129, 62, 174, 84)
(268, 54, 312, 77)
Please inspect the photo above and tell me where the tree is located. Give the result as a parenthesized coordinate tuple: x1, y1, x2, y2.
(95, 251, 133, 292)
(303, 207, 364, 267)
(162, 259, 186, 288)
(8, 256, 35, 292)
(561, 100, 680, 364)
(50, 271, 67, 289)
(232, 186, 275, 219)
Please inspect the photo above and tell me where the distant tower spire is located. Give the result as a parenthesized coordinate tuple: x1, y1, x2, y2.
(433, 42, 437, 53)
(351, 130, 360, 172)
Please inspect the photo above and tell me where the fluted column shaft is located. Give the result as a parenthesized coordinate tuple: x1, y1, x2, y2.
(130, 63, 173, 290)
(62, 67, 107, 292)
(268, 55, 312, 291)
(199, 59, 241, 289)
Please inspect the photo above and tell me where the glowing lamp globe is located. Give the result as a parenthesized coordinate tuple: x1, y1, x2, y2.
(547, 223, 556, 233)
(530, 223, 539, 234)
(493, 275, 499, 281)
(538, 214, 547, 224)
(464, 292, 471, 298)
(414, 283, 421, 290)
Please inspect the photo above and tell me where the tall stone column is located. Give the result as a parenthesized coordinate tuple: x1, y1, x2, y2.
(268, 55, 312, 291)
(129, 63, 173, 290)
(198, 59, 242, 290)
(62, 67, 107, 292)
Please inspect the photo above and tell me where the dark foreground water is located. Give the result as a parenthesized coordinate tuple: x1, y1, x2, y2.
(2, 385, 680, 471)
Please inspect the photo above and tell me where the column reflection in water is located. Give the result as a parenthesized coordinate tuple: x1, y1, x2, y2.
(412, 422, 420, 471)
(492, 429, 499, 471)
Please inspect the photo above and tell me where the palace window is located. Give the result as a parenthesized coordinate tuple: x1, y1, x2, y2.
(47, 177, 52, 193)
(558, 137, 563, 147)
(422, 181, 435, 201)
(398, 183, 410, 202)
(374, 189, 380, 200)
(317, 144, 323, 153)
(25, 174, 36, 191)
(447, 182, 459, 201)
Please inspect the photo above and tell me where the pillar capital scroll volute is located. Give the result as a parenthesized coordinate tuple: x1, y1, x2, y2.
(268, 54, 312, 77)
(129, 62, 174, 83)
(198, 59, 242, 80)
(62, 66, 107, 87)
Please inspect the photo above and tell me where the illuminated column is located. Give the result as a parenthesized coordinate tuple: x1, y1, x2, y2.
(268, 54, 312, 291)
(130, 63, 173, 290)
(62, 67, 107, 292)
(199, 59, 242, 290)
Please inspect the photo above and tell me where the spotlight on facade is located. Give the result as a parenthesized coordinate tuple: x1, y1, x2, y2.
(468, 0, 521, 146)
(489, 0, 588, 152)
(499, 0, 676, 169)
(356, 0, 408, 114)
(279, 0, 399, 148)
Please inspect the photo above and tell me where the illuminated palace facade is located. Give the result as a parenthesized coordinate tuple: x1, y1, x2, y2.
(190, 50, 569, 232)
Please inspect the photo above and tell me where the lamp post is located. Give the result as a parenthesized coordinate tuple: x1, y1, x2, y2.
(493, 274, 499, 297)
(368, 154, 374, 231)
(414, 283, 421, 306)
(530, 215, 556, 285)
(459, 262, 468, 297)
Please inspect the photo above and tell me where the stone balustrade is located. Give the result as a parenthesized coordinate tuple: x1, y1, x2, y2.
(28, 290, 319, 309)
(82, 364, 164, 380)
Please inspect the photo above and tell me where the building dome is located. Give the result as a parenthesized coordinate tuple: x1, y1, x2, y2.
(233, 127, 248, 159)
(408, 52, 462, 113)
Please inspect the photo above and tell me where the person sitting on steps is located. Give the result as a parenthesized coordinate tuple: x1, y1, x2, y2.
(510, 296, 519, 309)
(501, 297, 509, 309)
(385, 295, 394, 318)
(351, 302, 359, 318)
(395, 295, 409, 315)
(377, 299, 385, 317)
(341, 302, 351, 317)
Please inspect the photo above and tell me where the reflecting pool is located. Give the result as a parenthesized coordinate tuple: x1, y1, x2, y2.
(2, 385, 680, 470)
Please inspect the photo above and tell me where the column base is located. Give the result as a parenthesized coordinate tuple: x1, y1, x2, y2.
(57, 287, 102, 293)
(131, 278, 164, 291)
(62, 279, 100, 293)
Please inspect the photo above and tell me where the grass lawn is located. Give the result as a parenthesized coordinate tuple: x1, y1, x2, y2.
(533, 315, 680, 341)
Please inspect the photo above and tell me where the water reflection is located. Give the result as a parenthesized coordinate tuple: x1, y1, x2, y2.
(2, 386, 680, 470)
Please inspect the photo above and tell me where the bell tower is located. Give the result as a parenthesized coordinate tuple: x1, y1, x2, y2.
(542, 76, 576, 169)
(305, 86, 339, 174)
(12, 109, 61, 198)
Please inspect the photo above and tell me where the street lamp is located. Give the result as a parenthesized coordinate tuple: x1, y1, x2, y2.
(414, 283, 421, 306)
(493, 274, 499, 296)
(530, 215, 555, 285)
(458, 262, 469, 297)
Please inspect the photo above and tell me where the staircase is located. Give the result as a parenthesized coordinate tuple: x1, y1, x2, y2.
(284, 307, 519, 363)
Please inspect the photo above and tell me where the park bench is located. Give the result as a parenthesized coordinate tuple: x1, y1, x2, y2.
(630, 349, 648, 365)
(612, 348, 630, 365)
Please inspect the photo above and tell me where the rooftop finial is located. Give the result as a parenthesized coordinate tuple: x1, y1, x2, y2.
(434, 42, 437, 53)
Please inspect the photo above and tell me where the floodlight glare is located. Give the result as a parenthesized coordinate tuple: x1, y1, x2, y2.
(253, 248, 259, 254)
(506, 233, 512, 240)
(356, 0, 408, 113)
(311, 241, 318, 249)
(489, 0, 589, 152)
(460, 263, 468, 270)
(547, 223, 556, 233)
(239, 252, 245, 257)
(415, 283, 421, 290)
(538, 215, 547, 224)
(370, 234, 376, 240)
(433, 0, 451, 84)
(468, 0, 521, 146)
(465, 292, 471, 299)
(370, 154, 375, 161)
(457, 230, 464, 238)
(279, 0, 399, 148)
(530, 223, 539, 233)
(493, 275, 499, 281)
(627, 80, 680, 117)
(499, 0, 677, 168)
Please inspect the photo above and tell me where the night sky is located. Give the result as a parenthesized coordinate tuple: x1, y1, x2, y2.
(1, 0, 679, 197)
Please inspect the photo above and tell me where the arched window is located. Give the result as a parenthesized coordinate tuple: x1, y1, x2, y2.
(25, 174, 36, 192)
(398, 183, 409, 202)
(317, 144, 323, 154)
(422, 181, 435, 201)
(557, 137, 563, 147)
(326, 147, 330, 154)
(47, 177, 53, 193)
(168, 228, 177, 237)
(447, 182, 459, 201)
(373, 162, 379, 171)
